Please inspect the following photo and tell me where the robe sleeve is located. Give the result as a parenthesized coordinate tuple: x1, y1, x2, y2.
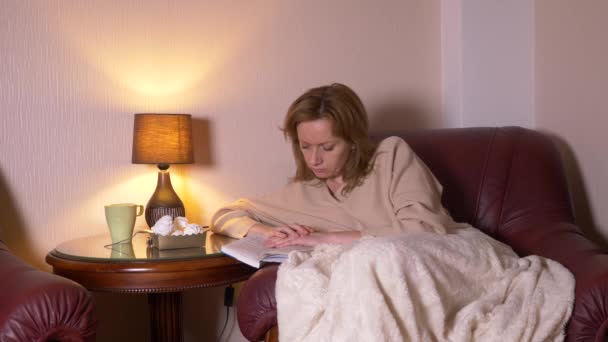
(210, 200, 260, 239)
(386, 138, 455, 234)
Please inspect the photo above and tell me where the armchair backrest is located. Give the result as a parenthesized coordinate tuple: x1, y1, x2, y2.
(392, 127, 575, 240)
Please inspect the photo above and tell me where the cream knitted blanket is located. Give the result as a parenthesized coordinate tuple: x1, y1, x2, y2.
(276, 227, 574, 342)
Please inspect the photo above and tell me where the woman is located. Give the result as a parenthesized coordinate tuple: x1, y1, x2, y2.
(211, 84, 573, 342)
(211, 83, 463, 245)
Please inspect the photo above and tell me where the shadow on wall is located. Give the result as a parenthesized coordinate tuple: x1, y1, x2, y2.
(0, 168, 39, 268)
(544, 132, 608, 249)
(180, 117, 214, 224)
(192, 117, 214, 166)
(368, 101, 438, 135)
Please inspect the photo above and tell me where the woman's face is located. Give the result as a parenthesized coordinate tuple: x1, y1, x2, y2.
(296, 118, 351, 181)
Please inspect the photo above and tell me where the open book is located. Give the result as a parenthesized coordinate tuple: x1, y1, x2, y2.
(220, 235, 312, 268)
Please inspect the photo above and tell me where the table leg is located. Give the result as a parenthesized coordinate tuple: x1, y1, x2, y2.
(148, 292, 183, 342)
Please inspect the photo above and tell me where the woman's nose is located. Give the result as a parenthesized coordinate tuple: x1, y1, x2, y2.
(309, 149, 322, 165)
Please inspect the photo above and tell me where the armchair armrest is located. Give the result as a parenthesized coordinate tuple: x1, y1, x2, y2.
(500, 221, 608, 342)
(0, 242, 97, 341)
(237, 264, 279, 342)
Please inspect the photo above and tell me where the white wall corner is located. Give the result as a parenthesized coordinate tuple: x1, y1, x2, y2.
(442, 0, 535, 129)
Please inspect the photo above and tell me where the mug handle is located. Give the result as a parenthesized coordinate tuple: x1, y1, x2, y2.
(136, 205, 144, 216)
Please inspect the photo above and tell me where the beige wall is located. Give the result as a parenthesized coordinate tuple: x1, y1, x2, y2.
(535, 0, 608, 245)
(0, 1, 441, 341)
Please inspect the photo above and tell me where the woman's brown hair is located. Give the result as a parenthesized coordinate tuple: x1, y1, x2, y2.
(282, 83, 376, 194)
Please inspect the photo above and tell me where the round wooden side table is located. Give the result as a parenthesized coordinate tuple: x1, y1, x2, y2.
(46, 232, 255, 342)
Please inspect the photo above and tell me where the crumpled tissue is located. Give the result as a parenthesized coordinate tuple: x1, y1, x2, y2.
(149, 215, 206, 250)
(152, 216, 174, 236)
(151, 215, 204, 236)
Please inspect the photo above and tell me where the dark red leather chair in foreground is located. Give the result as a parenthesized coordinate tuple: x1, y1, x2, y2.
(236, 126, 608, 342)
(0, 240, 97, 341)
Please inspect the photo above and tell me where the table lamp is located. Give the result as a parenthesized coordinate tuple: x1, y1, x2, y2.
(132, 113, 193, 227)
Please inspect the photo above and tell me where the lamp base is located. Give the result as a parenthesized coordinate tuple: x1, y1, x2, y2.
(145, 169, 185, 227)
(145, 206, 186, 228)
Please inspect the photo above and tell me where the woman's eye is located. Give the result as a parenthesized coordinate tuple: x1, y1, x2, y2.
(300, 145, 309, 150)
(323, 146, 334, 152)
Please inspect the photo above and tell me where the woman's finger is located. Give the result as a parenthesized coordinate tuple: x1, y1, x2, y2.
(270, 230, 287, 238)
(287, 224, 307, 235)
(300, 224, 314, 233)
(266, 236, 293, 248)
(301, 224, 314, 234)
(273, 239, 295, 248)
(278, 226, 299, 238)
(264, 239, 279, 248)
(289, 223, 313, 235)
(265, 235, 283, 246)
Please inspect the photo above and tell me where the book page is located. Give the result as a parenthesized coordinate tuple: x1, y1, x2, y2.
(221, 235, 311, 268)
(220, 235, 267, 268)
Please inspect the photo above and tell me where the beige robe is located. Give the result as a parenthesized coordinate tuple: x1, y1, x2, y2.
(211, 136, 464, 239)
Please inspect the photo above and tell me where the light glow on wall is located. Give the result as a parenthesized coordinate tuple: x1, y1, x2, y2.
(97, 49, 218, 98)
(42, 1, 276, 107)
(62, 27, 238, 107)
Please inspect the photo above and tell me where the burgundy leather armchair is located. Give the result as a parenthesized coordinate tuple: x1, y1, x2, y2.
(236, 127, 608, 342)
(0, 240, 97, 341)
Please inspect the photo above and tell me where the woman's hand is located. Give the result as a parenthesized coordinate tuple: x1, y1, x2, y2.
(247, 223, 313, 240)
(265, 231, 362, 248)
(265, 232, 324, 248)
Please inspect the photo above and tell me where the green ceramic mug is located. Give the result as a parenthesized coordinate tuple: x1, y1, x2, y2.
(110, 242, 135, 258)
(104, 203, 144, 244)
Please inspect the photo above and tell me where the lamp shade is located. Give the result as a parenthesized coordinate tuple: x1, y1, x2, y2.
(132, 114, 193, 165)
